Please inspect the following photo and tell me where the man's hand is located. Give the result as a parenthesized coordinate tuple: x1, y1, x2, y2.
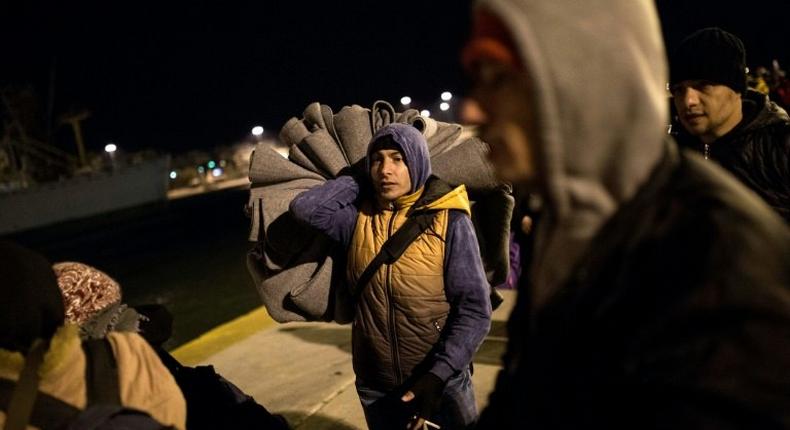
(337, 159, 371, 198)
(401, 373, 445, 430)
(338, 158, 368, 179)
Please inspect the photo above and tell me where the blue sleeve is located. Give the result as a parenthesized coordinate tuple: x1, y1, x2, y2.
(430, 211, 492, 381)
(288, 175, 360, 246)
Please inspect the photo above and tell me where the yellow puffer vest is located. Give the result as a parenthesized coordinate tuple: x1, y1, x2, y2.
(347, 180, 471, 389)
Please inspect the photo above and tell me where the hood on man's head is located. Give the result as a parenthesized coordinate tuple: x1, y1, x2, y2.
(0, 241, 65, 352)
(474, 0, 668, 216)
(473, 0, 669, 305)
(366, 123, 432, 194)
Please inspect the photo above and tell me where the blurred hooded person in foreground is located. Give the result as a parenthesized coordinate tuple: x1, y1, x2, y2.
(462, 0, 790, 427)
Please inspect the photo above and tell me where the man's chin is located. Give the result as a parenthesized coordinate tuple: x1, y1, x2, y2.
(680, 120, 708, 137)
(377, 191, 404, 203)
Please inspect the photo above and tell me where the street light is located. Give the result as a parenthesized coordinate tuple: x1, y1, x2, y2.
(440, 102, 450, 111)
(169, 171, 177, 180)
(420, 109, 431, 118)
(104, 143, 118, 170)
(252, 126, 264, 136)
(441, 91, 453, 101)
(400, 96, 412, 106)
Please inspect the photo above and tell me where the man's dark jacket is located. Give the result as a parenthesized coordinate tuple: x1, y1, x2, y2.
(478, 145, 790, 429)
(675, 89, 790, 222)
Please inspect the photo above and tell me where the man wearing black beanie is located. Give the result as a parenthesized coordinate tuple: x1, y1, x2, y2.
(670, 27, 790, 223)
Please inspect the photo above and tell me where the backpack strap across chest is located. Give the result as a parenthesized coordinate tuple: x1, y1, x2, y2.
(82, 338, 121, 406)
(353, 210, 439, 298)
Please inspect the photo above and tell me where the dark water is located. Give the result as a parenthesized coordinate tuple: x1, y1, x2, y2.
(5, 189, 261, 350)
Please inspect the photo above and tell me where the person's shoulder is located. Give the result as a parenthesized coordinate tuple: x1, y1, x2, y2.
(675, 149, 788, 246)
(771, 120, 790, 145)
(751, 119, 790, 142)
(740, 110, 790, 146)
(105, 331, 161, 366)
(446, 208, 472, 226)
(106, 331, 186, 426)
(105, 332, 182, 386)
(443, 210, 480, 249)
(104, 331, 176, 396)
(727, 121, 789, 184)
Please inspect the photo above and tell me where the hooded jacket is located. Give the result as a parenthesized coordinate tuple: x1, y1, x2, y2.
(470, 0, 790, 428)
(675, 89, 790, 222)
(290, 123, 491, 390)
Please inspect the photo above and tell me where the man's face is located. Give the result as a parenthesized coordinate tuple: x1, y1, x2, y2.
(370, 148, 412, 203)
(465, 60, 537, 185)
(671, 80, 742, 143)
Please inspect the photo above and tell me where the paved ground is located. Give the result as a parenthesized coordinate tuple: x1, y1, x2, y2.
(172, 290, 515, 429)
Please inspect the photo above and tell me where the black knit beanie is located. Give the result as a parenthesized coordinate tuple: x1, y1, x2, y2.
(0, 241, 65, 352)
(670, 27, 747, 93)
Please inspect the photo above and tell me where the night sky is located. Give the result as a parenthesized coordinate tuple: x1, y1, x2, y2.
(3, 0, 789, 155)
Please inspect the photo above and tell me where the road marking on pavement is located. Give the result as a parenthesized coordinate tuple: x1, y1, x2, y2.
(293, 378, 358, 429)
(171, 306, 277, 366)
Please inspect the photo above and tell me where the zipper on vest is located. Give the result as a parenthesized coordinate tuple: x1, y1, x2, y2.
(703, 143, 710, 160)
(386, 209, 403, 386)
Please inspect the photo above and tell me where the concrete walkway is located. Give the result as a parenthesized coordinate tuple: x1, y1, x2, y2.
(172, 290, 515, 429)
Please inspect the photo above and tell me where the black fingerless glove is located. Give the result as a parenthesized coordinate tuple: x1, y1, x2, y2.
(338, 158, 368, 178)
(405, 372, 446, 420)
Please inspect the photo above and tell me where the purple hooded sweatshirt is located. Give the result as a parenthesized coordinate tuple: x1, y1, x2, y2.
(290, 123, 491, 383)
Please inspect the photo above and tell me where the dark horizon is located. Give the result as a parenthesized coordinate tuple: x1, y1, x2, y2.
(3, 0, 789, 155)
